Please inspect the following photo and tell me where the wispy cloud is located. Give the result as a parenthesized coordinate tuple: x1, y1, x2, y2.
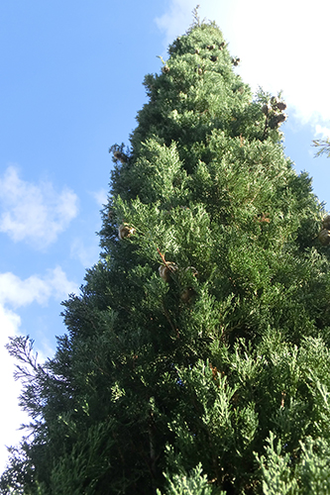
(0, 305, 28, 473)
(0, 266, 78, 472)
(155, 0, 330, 134)
(315, 125, 330, 140)
(0, 166, 79, 248)
(231, 0, 330, 128)
(155, 0, 233, 48)
(0, 266, 79, 309)
(90, 188, 108, 207)
(70, 237, 100, 268)
(155, 0, 197, 46)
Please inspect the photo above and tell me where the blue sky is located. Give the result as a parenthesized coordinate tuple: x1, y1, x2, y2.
(1, 0, 330, 472)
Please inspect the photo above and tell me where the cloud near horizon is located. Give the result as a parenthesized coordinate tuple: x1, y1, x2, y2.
(0, 166, 79, 249)
(0, 305, 28, 474)
(0, 266, 79, 473)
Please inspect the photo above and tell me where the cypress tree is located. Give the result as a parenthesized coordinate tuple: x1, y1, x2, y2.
(2, 14, 330, 495)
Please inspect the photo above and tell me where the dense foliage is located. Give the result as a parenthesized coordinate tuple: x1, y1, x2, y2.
(2, 15, 330, 495)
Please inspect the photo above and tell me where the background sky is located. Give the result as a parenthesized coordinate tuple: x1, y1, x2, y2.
(1, 0, 330, 473)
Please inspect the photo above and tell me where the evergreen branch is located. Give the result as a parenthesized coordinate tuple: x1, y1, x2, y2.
(313, 138, 330, 158)
(157, 247, 177, 274)
(162, 303, 180, 338)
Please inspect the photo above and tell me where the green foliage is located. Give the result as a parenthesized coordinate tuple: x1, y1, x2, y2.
(313, 137, 330, 158)
(256, 434, 330, 495)
(2, 19, 330, 495)
(255, 432, 299, 495)
(156, 463, 222, 495)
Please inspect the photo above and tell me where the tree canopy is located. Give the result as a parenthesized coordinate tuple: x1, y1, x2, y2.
(2, 16, 330, 495)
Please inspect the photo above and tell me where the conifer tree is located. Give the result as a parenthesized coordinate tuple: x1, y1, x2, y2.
(2, 13, 330, 495)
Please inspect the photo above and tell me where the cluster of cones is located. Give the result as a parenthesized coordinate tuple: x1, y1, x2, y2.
(194, 40, 228, 64)
(159, 263, 198, 303)
(262, 96, 287, 130)
(117, 224, 197, 303)
(318, 215, 330, 245)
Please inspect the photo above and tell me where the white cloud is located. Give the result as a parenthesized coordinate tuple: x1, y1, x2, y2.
(0, 166, 79, 248)
(315, 125, 330, 140)
(230, 0, 330, 126)
(71, 237, 100, 268)
(0, 267, 78, 473)
(0, 305, 51, 474)
(90, 188, 108, 207)
(155, 0, 330, 134)
(48, 266, 79, 299)
(155, 0, 234, 48)
(0, 266, 79, 309)
(155, 0, 197, 46)
(0, 306, 28, 473)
